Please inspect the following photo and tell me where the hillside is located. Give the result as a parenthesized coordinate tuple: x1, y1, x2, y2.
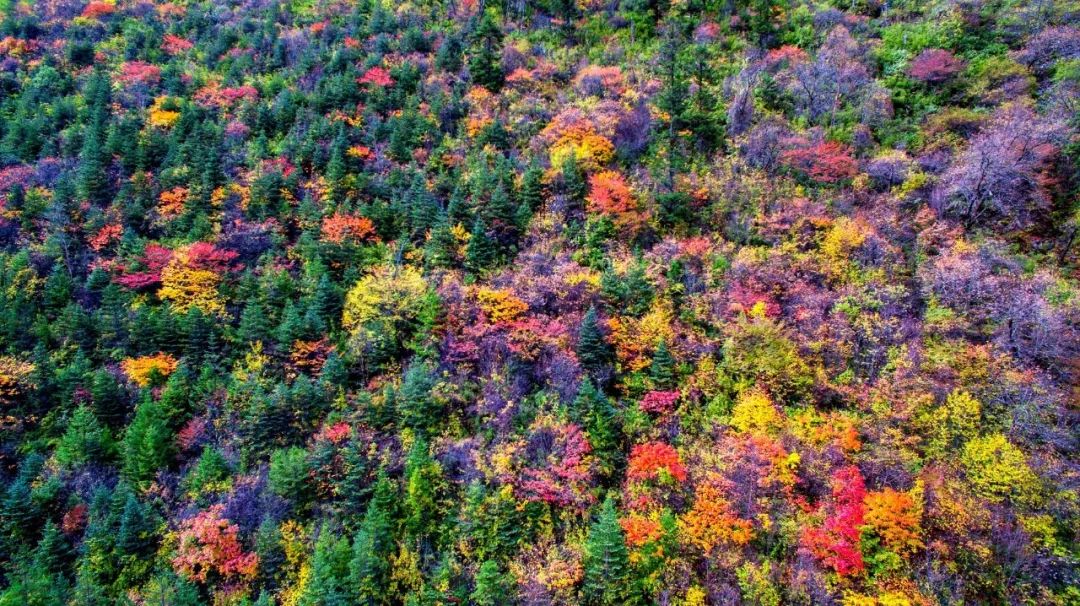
(0, 0, 1077, 604)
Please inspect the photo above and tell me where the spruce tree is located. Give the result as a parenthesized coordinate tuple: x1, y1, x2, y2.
(121, 396, 170, 489)
(577, 306, 613, 377)
(468, 11, 504, 92)
(350, 471, 396, 605)
(649, 340, 676, 389)
(55, 405, 110, 469)
(471, 560, 512, 606)
(582, 497, 636, 606)
(465, 218, 497, 275)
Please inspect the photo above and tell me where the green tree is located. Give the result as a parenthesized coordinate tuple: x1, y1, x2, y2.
(471, 560, 513, 606)
(468, 11, 504, 92)
(583, 497, 636, 606)
(577, 306, 613, 377)
(121, 396, 171, 489)
(649, 340, 676, 390)
(55, 405, 111, 469)
(350, 471, 397, 605)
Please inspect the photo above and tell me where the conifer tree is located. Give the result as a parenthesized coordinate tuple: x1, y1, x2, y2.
(471, 560, 513, 606)
(465, 218, 497, 275)
(55, 405, 111, 469)
(649, 340, 676, 389)
(350, 471, 397, 605)
(121, 396, 170, 489)
(577, 306, 613, 377)
(468, 11, 504, 92)
(583, 497, 636, 606)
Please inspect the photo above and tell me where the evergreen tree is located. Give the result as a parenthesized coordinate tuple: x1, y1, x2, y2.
(582, 497, 636, 606)
(299, 527, 353, 606)
(121, 396, 171, 489)
(471, 560, 513, 606)
(465, 218, 497, 275)
(649, 340, 676, 389)
(577, 306, 613, 377)
(575, 379, 620, 479)
(55, 405, 111, 469)
(350, 471, 397, 605)
(403, 439, 442, 543)
(468, 11, 505, 92)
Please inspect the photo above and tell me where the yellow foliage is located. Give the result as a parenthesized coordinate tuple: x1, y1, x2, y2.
(343, 266, 428, 330)
(919, 389, 980, 459)
(159, 260, 226, 316)
(730, 388, 783, 435)
(476, 287, 528, 324)
(121, 353, 179, 387)
(961, 433, 1041, 505)
(683, 586, 708, 606)
(607, 299, 676, 372)
(679, 481, 754, 553)
(549, 125, 615, 171)
(0, 356, 34, 404)
(148, 96, 181, 128)
(863, 486, 924, 556)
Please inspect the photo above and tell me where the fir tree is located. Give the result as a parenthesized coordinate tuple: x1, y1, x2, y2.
(121, 396, 170, 489)
(350, 471, 397, 605)
(465, 217, 497, 275)
(471, 560, 513, 606)
(577, 306, 613, 377)
(649, 340, 676, 389)
(468, 11, 504, 92)
(55, 405, 111, 469)
(582, 497, 636, 606)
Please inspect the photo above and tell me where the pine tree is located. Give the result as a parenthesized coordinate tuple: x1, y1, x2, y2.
(471, 560, 512, 606)
(350, 471, 396, 605)
(468, 11, 504, 92)
(299, 527, 353, 606)
(465, 217, 497, 275)
(121, 396, 171, 489)
(575, 379, 620, 479)
(649, 340, 676, 389)
(403, 439, 442, 543)
(115, 490, 154, 558)
(55, 405, 110, 469)
(583, 497, 636, 606)
(655, 21, 688, 192)
(34, 521, 71, 574)
(577, 306, 613, 377)
(520, 165, 545, 211)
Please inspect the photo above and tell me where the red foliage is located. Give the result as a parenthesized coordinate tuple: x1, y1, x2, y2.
(908, 49, 965, 84)
(173, 505, 259, 584)
(114, 244, 173, 290)
(780, 140, 858, 184)
(62, 503, 88, 535)
(321, 213, 377, 244)
(627, 442, 687, 484)
(118, 61, 162, 87)
(515, 421, 595, 509)
(639, 391, 680, 414)
(88, 223, 123, 252)
(586, 171, 646, 232)
(162, 34, 194, 55)
(81, 2, 116, 19)
(186, 242, 240, 272)
(358, 66, 394, 87)
(801, 465, 866, 577)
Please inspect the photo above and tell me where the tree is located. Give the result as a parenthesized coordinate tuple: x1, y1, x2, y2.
(350, 471, 397, 605)
(649, 340, 676, 389)
(299, 528, 352, 606)
(655, 21, 688, 191)
(172, 505, 258, 585)
(403, 439, 443, 543)
(121, 396, 171, 489)
(397, 361, 440, 435)
(468, 11, 504, 92)
(577, 306, 613, 377)
(582, 497, 636, 606)
(932, 104, 1064, 227)
(55, 405, 111, 469)
(465, 218, 497, 274)
(471, 560, 513, 606)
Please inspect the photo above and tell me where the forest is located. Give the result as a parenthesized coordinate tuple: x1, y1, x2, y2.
(0, 0, 1076, 604)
